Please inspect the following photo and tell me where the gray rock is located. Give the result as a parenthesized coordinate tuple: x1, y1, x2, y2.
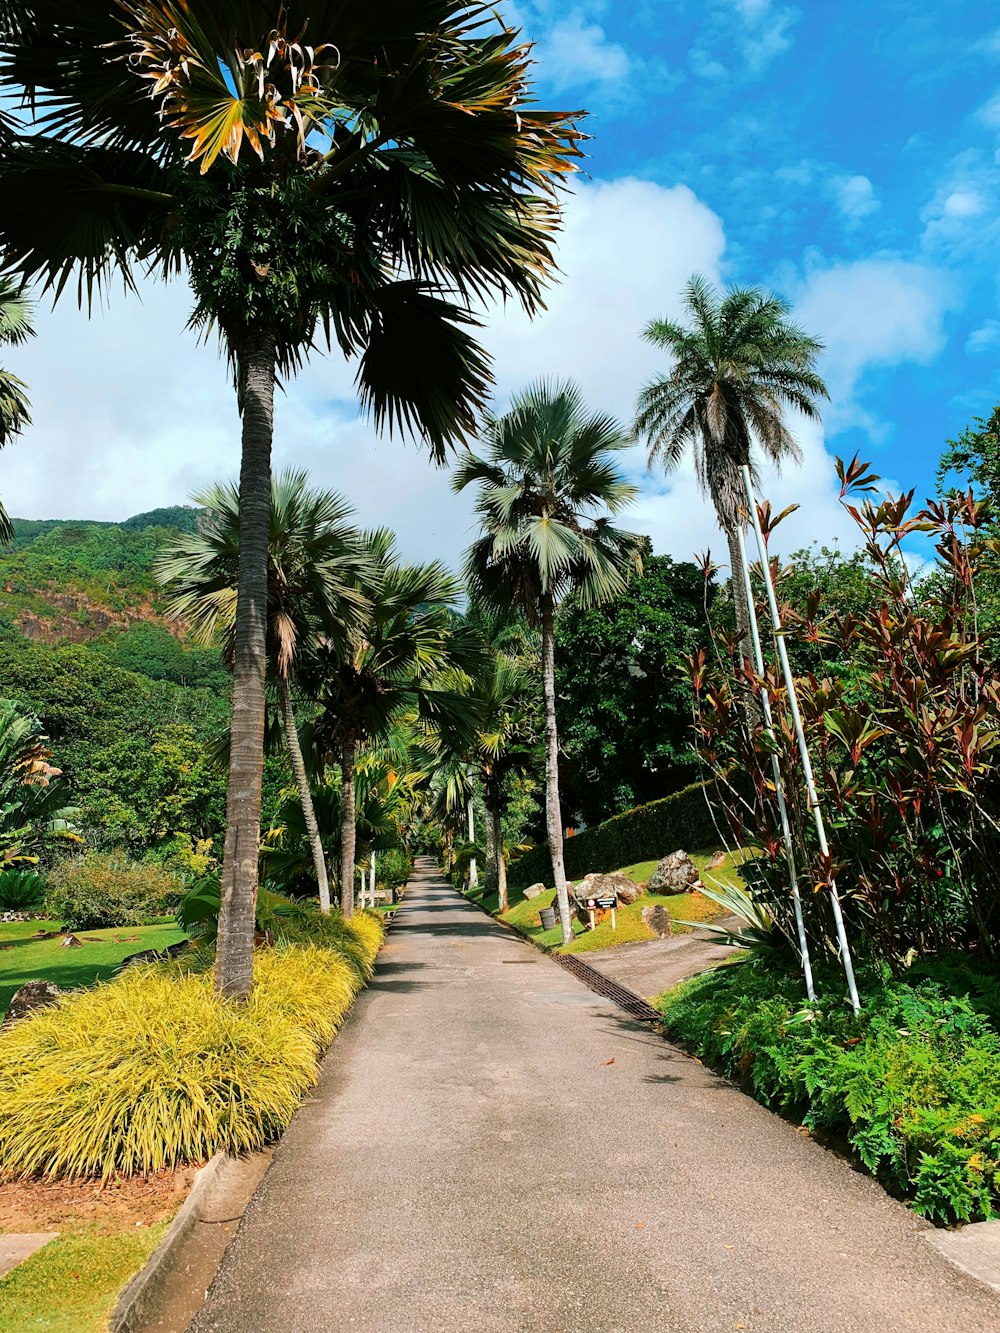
(522, 883, 547, 900)
(647, 851, 700, 894)
(579, 872, 643, 906)
(642, 904, 673, 938)
(1, 979, 62, 1028)
(61, 933, 83, 948)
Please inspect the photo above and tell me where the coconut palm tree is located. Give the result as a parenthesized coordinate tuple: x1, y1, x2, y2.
(454, 380, 643, 944)
(305, 532, 479, 918)
(0, 2, 582, 998)
(633, 275, 828, 660)
(0, 279, 34, 542)
(155, 471, 370, 914)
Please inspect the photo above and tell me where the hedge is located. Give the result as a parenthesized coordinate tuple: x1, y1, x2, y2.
(508, 779, 723, 887)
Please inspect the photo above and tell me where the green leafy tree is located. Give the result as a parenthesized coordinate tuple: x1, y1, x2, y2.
(1, 0, 582, 997)
(156, 470, 370, 912)
(454, 380, 643, 944)
(306, 533, 477, 918)
(633, 275, 828, 661)
(555, 552, 709, 826)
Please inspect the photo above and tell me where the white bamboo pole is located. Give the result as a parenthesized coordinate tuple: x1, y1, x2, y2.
(369, 851, 376, 908)
(467, 798, 478, 889)
(736, 526, 816, 1001)
(742, 466, 861, 1013)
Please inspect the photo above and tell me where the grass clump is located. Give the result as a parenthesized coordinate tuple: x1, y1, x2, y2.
(0, 925, 381, 1181)
(658, 958, 1000, 1224)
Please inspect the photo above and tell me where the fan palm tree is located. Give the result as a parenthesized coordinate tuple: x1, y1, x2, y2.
(305, 532, 480, 918)
(155, 470, 370, 914)
(633, 275, 828, 660)
(454, 380, 643, 944)
(0, 279, 34, 542)
(0, 2, 582, 998)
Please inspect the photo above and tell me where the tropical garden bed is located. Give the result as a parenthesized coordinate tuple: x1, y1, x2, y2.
(657, 955, 1000, 1226)
(466, 846, 743, 954)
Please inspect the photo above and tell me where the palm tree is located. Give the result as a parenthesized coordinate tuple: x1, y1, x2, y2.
(306, 533, 479, 918)
(633, 275, 828, 660)
(454, 381, 643, 944)
(1, 3, 582, 998)
(0, 279, 34, 542)
(155, 471, 370, 914)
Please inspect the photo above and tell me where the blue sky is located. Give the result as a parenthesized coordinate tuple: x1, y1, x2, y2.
(5, 0, 999, 569)
(519, 0, 1000, 495)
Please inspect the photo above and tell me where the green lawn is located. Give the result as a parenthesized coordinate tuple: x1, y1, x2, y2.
(0, 920, 187, 1019)
(0, 1222, 170, 1333)
(468, 848, 747, 954)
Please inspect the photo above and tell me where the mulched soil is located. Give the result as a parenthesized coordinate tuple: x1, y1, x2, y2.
(0, 1166, 199, 1234)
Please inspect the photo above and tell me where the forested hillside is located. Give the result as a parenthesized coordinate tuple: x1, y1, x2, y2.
(0, 511, 286, 852)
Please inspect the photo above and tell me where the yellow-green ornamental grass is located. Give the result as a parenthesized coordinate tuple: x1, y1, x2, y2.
(0, 920, 382, 1181)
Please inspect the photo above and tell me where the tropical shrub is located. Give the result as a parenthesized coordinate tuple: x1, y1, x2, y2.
(0, 698, 80, 869)
(689, 458, 1000, 967)
(659, 958, 1000, 1224)
(46, 854, 183, 931)
(0, 944, 363, 1180)
(176, 879, 384, 984)
(0, 867, 46, 912)
(508, 779, 721, 887)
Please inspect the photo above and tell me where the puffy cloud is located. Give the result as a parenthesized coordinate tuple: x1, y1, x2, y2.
(534, 11, 631, 92)
(831, 174, 880, 225)
(966, 319, 1000, 354)
(785, 255, 954, 434)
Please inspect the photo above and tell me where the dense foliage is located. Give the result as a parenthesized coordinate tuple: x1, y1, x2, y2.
(555, 553, 709, 824)
(46, 853, 183, 930)
(690, 457, 1000, 970)
(660, 958, 1000, 1224)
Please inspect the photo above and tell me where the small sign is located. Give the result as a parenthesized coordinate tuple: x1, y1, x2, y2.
(587, 895, 618, 910)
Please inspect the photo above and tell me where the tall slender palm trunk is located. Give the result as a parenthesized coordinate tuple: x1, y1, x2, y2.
(278, 676, 331, 913)
(491, 802, 508, 912)
(726, 523, 754, 668)
(339, 736, 358, 919)
(216, 327, 276, 999)
(541, 594, 572, 945)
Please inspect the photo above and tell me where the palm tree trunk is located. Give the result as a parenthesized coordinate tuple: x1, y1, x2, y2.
(491, 803, 508, 912)
(278, 676, 331, 914)
(339, 736, 358, 919)
(467, 798, 478, 888)
(541, 593, 572, 945)
(727, 523, 753, 668)
(215, 328, 276, 1000)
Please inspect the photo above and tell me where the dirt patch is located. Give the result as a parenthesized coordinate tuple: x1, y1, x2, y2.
(0, 1166, 200, 1234)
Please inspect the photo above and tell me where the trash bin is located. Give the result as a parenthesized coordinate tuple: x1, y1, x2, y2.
(539, 906, 557, 931)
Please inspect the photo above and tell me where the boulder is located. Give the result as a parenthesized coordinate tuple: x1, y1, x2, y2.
(707, 851, 727, 870)
(522, 883, 546, 900)
(1, 979, 62, 1029)
(647, 851, 700, 894)
(61, 933, 83, 948)
(642, 904, 674, 938)
(579, 872, 643, 906)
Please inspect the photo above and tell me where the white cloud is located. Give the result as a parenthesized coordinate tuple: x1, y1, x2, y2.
(831, 174, 880, 225)
(966, 319, 1000, 354)
(786, 255, 954, 435)
(536, 11, 631, 92)
(2, 180, 953, 576)
(921, 152, 1000, 254)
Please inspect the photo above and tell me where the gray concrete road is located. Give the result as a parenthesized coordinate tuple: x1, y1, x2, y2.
(581, 917, 741, 1000)
(191, 861, 1000, 1333)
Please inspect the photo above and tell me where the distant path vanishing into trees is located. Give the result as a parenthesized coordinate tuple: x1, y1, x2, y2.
(191, 859, 1000, 1333)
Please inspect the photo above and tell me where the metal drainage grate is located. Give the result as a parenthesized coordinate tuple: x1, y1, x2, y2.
(557, 955, 663, 1024)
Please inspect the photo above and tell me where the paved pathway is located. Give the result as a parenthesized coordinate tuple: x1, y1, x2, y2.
(192, 861, 1000, 1333)
(583, 916, 740, 999)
